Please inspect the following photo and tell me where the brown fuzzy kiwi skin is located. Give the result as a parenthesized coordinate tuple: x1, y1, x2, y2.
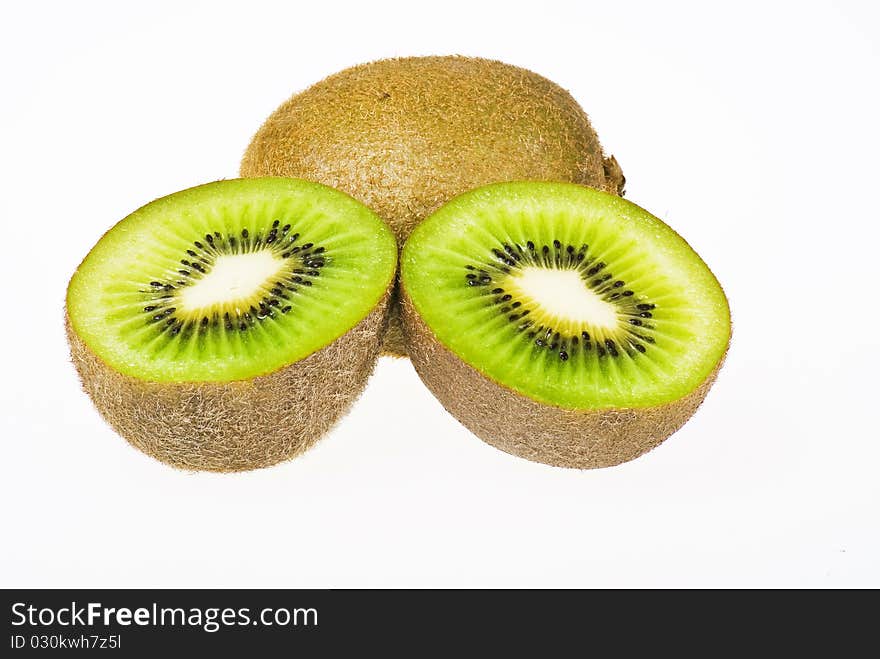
(65, 291, 390, 473)
(240, 56, 624, 356)
(401, 292, 728, 469)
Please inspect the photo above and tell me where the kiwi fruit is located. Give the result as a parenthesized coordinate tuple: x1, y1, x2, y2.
(66, 178, 397, 472)
(240, 55, 624, 355)
(400, 182, 730, 469)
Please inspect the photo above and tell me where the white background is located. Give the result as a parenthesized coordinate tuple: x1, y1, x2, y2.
(1, 0, 878, 588)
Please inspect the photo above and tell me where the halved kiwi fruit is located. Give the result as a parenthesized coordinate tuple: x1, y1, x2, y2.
(66, 178, 397, 472)
(401, 182, 730, 469)
(240, 56, 624, 355)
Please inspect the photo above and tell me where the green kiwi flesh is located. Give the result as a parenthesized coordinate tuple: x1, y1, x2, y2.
(401, 182, 730, 468)
(66, 178, 397, 471)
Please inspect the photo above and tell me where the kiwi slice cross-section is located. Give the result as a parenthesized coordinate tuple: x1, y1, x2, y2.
(66, 178, 397, 472)
(401, 182, 730, 468)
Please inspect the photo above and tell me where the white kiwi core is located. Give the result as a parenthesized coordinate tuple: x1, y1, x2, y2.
(179, 251, 285, 314)
(508, 267, 619, 330)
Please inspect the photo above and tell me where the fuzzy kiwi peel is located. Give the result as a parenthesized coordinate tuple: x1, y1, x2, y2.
(239, 55, 624, 356)
(66, 178, 397, 472)
(400, 182, 730, 469)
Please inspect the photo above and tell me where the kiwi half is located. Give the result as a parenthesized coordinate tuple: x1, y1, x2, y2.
(66, 178, 397, 472)
(240, 56, 624, 355)
(401, 182, 730, 469)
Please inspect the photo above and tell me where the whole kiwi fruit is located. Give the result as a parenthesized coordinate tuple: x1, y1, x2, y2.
(240, 55, 624, 356)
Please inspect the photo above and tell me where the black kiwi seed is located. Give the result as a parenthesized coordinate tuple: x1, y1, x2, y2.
(559, 351, 569, 361)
